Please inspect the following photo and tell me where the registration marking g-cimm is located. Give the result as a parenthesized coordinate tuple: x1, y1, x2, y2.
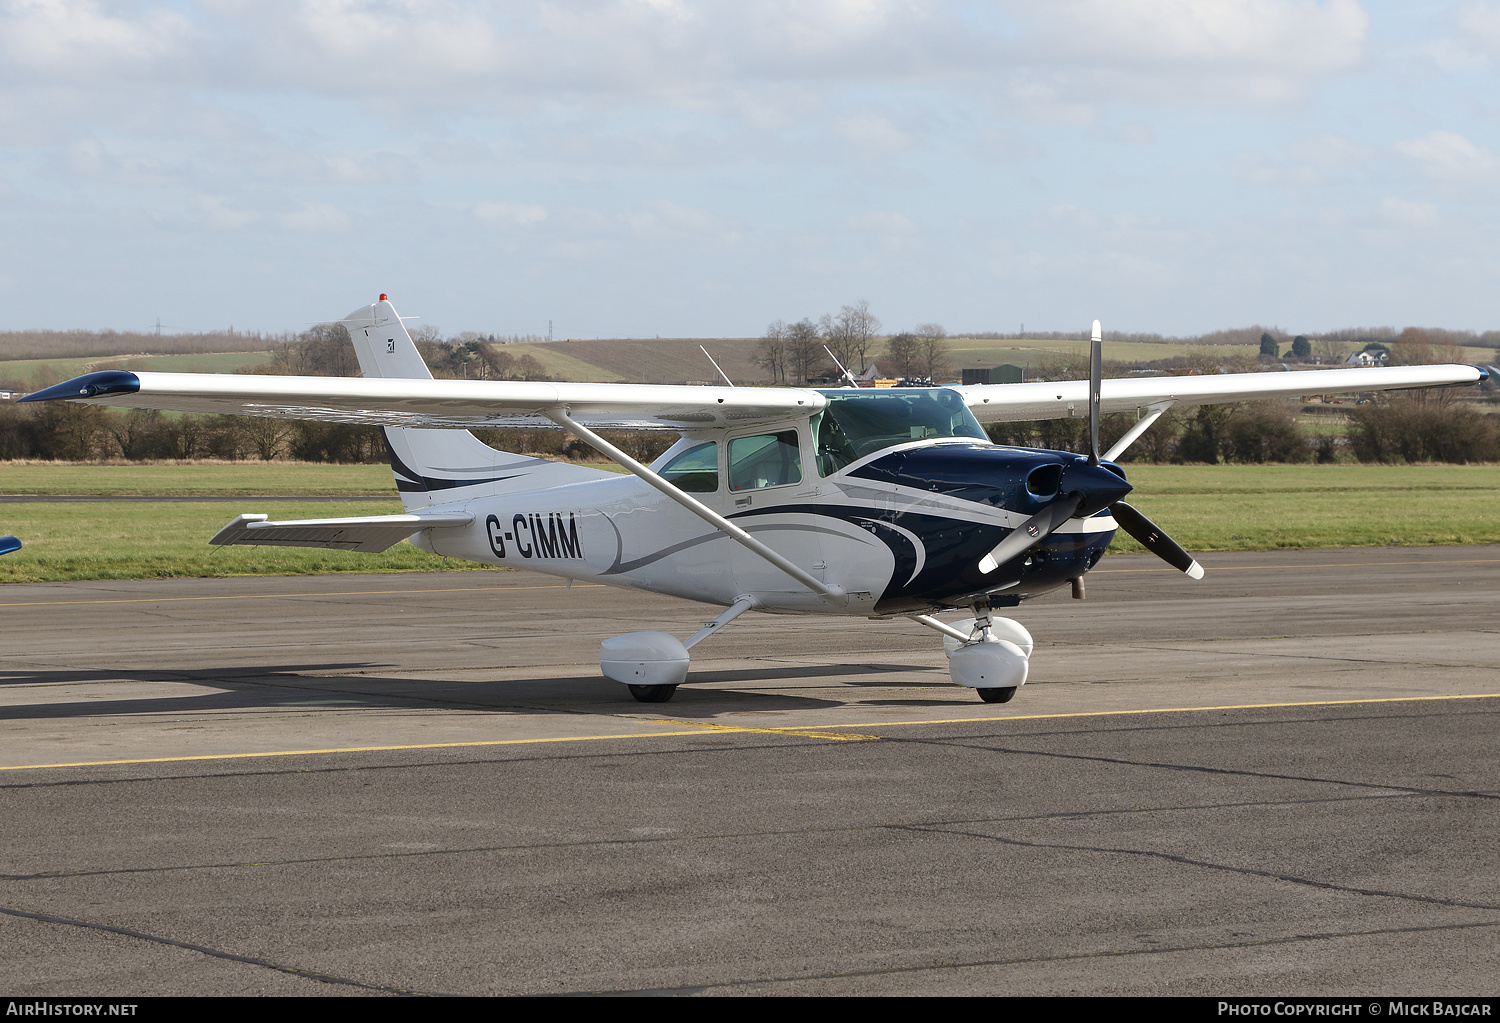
(486, 512, 583, 561)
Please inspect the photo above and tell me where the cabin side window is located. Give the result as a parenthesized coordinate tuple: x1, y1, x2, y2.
(728, 431, 802, 491)
(659, 441, 719, 493)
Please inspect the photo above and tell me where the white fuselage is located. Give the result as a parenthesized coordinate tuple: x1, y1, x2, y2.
(410, 433, 1118, 616)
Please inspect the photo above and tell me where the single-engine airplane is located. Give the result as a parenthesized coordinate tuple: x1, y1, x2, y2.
(22, 298, 1488, 703)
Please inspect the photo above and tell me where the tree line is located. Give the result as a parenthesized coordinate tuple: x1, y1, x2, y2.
(757, 302, 950, 384)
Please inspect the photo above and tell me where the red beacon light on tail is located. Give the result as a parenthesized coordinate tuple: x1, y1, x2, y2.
(379, 293, 387, 301)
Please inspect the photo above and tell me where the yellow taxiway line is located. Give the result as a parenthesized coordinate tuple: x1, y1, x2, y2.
(1, 692, 1494, 773)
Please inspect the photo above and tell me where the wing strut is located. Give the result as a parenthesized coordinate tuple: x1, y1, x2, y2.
(545, 408, 846, 606)
(1103, 401, 1173, 462)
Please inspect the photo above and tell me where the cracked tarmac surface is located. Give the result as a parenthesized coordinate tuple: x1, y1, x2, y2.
(1, 546, 1497, 995)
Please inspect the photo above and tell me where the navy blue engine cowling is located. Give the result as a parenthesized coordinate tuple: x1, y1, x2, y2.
(849, 443, 1132, 613)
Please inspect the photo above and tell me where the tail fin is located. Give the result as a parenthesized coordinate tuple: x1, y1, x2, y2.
(341, 296, 611, 509)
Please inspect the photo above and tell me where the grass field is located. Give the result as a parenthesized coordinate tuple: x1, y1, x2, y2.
(0, 499, 472, 583)
(1110, 464, 1500, 554)
(0, 350, 270, 388)
(1, 462, 1495, 584)
(1, 461, 401, 496)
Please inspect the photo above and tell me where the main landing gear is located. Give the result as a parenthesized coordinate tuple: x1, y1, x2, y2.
(600, 598, 758, 703)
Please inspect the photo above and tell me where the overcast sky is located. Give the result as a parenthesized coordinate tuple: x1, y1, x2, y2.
(2, 1, 1498, 338)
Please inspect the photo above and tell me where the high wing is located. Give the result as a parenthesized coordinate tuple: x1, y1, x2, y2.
(957, 364, 1484, 423)
(21, 371, 825, 431)
(210, 511, 473, 552)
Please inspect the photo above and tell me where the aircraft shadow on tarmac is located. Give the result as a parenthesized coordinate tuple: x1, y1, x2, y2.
(0, 661, 951, 719)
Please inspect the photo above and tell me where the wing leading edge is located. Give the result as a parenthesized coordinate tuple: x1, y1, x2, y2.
(21, 371, 826, 432)
(957, 364, 1485, 423)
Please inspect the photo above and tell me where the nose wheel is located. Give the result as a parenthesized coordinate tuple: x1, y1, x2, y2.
(976, 686, 1018, 704)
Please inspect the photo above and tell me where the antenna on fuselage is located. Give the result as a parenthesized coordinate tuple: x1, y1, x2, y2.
(822, 345, 861, 388)
(1087, 319, 1102, 466)
(699, 345, 735, 387)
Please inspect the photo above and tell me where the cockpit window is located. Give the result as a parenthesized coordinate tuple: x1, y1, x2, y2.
(812, 388, 986, 476)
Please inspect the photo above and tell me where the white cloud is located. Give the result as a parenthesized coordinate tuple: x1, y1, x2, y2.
(1394, 130, 1500, 183)
(473, 201, 548, 228)
(832, 111, 914, 155)
(277, 201, 352, 232)
(621, 200, 737, 243)
(847, 210, 918, 234)
(193, 194, 260, 230)
(999, 0, 1369, 107)
(0, 0, 196, 81)
(1378, 196, 1441, 229)
(1451, 3, 1500, 59)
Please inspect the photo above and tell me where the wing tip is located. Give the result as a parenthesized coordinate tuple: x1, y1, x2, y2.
(18, 370, 140, 403)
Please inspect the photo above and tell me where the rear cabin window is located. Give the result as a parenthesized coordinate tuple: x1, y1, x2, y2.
(659, 441, 719, 493)
(728, 431, 802, 491)
(813, 388, 987, 476)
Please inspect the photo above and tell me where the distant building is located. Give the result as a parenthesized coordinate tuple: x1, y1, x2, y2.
(1345, 350, 1388, 367)
(962, 364, 1025, 385)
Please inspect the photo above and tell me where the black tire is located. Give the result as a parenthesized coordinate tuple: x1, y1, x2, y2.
(628, 684, 678, 703)
(976, 686, 1018, 704)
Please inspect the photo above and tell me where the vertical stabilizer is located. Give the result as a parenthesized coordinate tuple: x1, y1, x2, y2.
(340, 296, 611, 509)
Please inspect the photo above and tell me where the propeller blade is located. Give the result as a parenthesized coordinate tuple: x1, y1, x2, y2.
(1088, 319, 1102, 466)
(978, 492, 1083, 575)
(1111, 500, 1204, 579)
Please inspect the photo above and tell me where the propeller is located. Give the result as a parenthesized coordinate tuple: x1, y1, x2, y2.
(978, 492, 1082, 575)
(977, 319, 1205, 583)
(1088, 319, 1102, 466)
(1109, 501, 1204, 579)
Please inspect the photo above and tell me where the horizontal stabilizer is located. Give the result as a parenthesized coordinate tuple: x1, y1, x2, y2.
(210, 511, 473, 553)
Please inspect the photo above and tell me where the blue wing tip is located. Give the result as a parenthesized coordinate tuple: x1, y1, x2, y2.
(0, 536, 21, 556)
(19, 370, 141, 403)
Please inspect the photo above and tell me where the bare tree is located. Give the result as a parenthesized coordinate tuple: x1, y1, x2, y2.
(885, 332, 920, 378)
(915, 322, 948, 382)
(1314, 336, 1347, 366)
(240, 415, 290, 461)
(758, 320, 788, 384)
(787, 319, 825, 385)
(839, 301, 881, 375)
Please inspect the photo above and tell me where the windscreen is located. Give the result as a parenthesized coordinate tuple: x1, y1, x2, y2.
(813, 388, 987, 476)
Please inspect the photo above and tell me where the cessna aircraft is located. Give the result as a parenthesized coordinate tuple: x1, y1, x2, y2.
(21, 297, 1487, 703)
